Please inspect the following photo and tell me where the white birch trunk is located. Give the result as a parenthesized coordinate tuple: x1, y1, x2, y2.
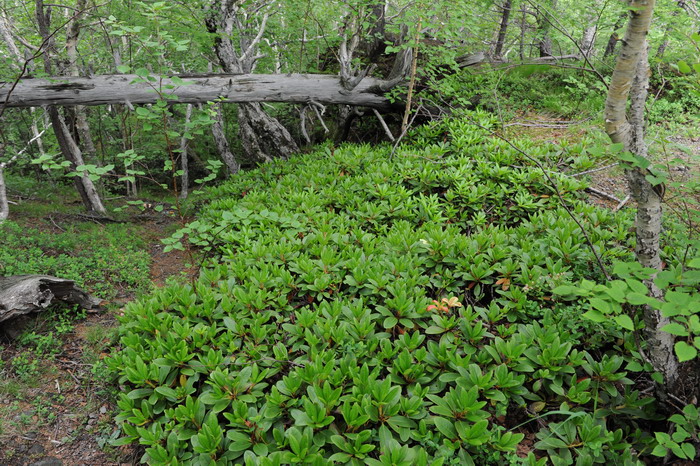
(604, 0, 683, 395)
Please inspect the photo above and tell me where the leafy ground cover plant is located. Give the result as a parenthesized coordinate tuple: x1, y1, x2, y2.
(109, 115, 656, 464)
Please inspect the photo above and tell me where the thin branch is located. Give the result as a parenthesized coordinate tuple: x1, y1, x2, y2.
(372, 108, 395, 142)
(572, 162, 619, 177)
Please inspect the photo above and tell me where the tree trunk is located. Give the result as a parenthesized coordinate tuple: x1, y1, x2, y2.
(0, 73, 397, 110)
(206, 0, 300, 162)
(519, 4, 528, 60)
(363, 1, 387, 61)
(0, 164, 8, 223)
(35, 0, 106, 214)
(579, 0, 601, 59)
(238, 103, 299, 164)
(493, 0, 513, 58)
(0, 275, 101, 324)
(535, 1, 554, 57)
(65, 0, 97, 161)
(48, 107, 107, 213)
(211, 104, 240, 174)
(179, 104, 193, 199)
(604, 0, 690, 400)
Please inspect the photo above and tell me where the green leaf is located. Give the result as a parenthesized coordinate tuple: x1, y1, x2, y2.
(678, 60, 692, 74)
(651, 445, 668, 457)
(582, 310, 606, 323)
(614, 315, 634, 331)
(433, 417, 456, 439)
(661, 323, 689, 337)
(117, 65, 130, 73)
(675, 341, 698, 362)
(552, 285, 580, 296)
(135, 67, 150, 78)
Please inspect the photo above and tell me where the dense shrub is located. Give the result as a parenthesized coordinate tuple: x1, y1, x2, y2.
(109, 117, 654, 464)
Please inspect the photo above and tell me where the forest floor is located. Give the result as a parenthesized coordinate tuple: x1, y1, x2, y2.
(0, 115, 697, 466)
(0, 199, 195, 465)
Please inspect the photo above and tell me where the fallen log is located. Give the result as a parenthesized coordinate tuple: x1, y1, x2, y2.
(0, 73, 399, 110)
(0, 275, 101, 323)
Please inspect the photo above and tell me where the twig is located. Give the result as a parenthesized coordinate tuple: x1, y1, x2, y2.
(390, 103, 424, 158)
(309, 101, 329, 133)
(586, 186, 621, 203)
(299, 106, 310, 143)
(572, 163, 619, 177)
(614, 195, 631, 212)
(401, 18, 421, 134)
(372, 109, 395, 142)
(47, 215, 65, 232)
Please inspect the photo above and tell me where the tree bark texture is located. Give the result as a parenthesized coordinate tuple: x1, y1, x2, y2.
(604, 0, 686, 397)
(211, 104, 241, 174)
(206, 0, 299, 162)
(1, 73, 395, 110)
(0, 163, 8, 222)
(179, 104, 193, 199)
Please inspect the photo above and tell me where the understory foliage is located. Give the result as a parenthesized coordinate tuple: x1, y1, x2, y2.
(108, 115, 665, 465)
(0, 218, 151, 298)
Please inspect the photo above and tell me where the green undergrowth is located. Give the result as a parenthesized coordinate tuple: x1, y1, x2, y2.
(0, 220, 151, 299)
(108, 114, 661, 465)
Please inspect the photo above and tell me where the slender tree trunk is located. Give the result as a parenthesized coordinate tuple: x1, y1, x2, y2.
(179, 104, 193, 199)
(493, 0, 514, 58)
(579, 2, 600, 59)
(211, 104, 240, 174)
(0, 142, 8, 221)
(364, 1, 387, 61)
(535, 1, 554, 57)
(0, 11, 47, 161)
(519, 4, 528, 60)
(604, 0, 690, 400)
(35, 0, 106, 214)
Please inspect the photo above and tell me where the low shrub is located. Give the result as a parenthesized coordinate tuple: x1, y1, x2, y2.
(109, 117, 652, 464)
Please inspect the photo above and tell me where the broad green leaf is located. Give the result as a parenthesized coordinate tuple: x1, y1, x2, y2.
(614, 315, 634, 331)
(661, 323, 689, 336)
(675, 341, 698, 362)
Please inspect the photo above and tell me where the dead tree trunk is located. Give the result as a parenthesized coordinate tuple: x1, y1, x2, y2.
(206, 0, 299, 164)
(179, 104, 193, 199)
(66, 0, 97, 161)
(211, 104, 241, 174)
(0, 73, 396, 109)
(0, 275, 101, 324)
(35, 0, 106, 214)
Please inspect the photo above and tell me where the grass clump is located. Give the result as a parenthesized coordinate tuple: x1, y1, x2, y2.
(108, 115, 652, 465)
